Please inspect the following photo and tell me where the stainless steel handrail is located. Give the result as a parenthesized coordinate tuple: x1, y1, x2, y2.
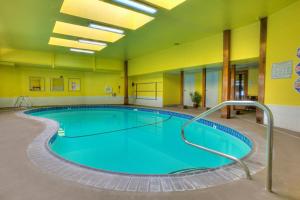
(14, 96, 33, 108)
(14, 96, 22, 107)
(181, 100, 274, 192)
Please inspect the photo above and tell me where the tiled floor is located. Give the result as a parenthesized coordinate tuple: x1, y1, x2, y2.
(0, 107, 299, 200)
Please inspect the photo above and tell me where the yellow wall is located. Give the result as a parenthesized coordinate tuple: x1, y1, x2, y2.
(127, 22, 260, 106)
(0, 65, 124, 98)
(128, 22, 260, 76)
(0, 66, 21, 97)
(128, 34, 223, 76)
(248, 67, 259, 96)
(128, 73, 163, 98)
(231, 22, 260, 61)
(265, 0, 300, 106)
(163, 73, 181, 106)
(0, 48, 123, 72)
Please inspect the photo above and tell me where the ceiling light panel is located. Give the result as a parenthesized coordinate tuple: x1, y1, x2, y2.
(53, 21, 124, 43)
(70, 48, 95, 54)
(113, 0, 157, 14)
(142, 0, 186, 10)
(78, 39, 107, 46)
(60, 0, 154, 30)
(48, 37, 105, 51)
(88, 23, 124, 34)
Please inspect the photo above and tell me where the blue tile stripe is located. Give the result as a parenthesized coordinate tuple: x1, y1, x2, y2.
(25, 105, 252, 148)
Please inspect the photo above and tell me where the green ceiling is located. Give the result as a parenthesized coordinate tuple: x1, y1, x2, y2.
(0, 0, 297, 60)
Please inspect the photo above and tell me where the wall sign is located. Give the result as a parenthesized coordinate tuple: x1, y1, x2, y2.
(51, 77, 64, 91)
(296, 63, 300, 76)
(271, 60, 293, 79)
(295, 78, 300, 93)
(105, 86, 113, 94)
(29, 77, 45, 91)
(297, 48, 300, 58)
(68, 78, 81, 91)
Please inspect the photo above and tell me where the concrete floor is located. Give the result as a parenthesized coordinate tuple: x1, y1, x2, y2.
(0, 107, 299, 200)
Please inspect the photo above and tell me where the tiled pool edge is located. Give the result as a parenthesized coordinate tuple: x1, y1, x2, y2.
(17, 107, 267, 193)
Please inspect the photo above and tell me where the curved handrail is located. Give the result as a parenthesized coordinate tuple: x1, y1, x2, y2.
(14, 96, 32, 108)
(181, 101, 274, 192)
(181, 132, 252, 179)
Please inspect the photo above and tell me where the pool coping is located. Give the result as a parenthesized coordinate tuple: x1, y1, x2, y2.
(18, 105, 267, 192)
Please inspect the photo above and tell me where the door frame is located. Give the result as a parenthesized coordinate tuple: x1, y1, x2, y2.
(235, 70, 248, 100)
(205, 69, 219, 108)
(183, 73, 195, 107)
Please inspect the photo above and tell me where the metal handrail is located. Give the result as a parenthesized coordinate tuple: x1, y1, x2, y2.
(14, 96, 21, 107)
(14, 96, 33, 108)
(181, 100, 274, 192)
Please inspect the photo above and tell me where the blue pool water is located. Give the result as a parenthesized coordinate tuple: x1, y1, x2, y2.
(28, 106, 252, 175)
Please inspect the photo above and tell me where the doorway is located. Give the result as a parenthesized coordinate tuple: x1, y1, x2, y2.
(184, 73, 195, 106)
(206, 69, 219, 108)
(235, 70, 248, 100)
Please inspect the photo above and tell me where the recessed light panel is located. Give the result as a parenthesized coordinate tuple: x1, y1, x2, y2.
(78, 39, 107, 47)
(142, 0, 186, 10)
(88, 23, 124, 34)
(70, 48, 95, 54)
(53, 21, 124, 43)
(113, 0, 157, 14)
(60, 0, 154, 30)
(48, 37, 105, 51)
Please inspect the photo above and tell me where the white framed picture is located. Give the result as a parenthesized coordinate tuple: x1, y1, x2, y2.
(68, 78, 81, 91)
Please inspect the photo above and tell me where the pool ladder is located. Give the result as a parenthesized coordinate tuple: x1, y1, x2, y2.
(14, 96, 32, 108)
(181, 101, 274, 192)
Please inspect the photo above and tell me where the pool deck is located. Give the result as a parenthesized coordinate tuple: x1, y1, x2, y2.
(0, 107, 300, 200)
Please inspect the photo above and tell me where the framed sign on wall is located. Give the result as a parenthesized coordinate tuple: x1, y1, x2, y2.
(68, 78, 81, 91)
(271, 60, 293, 79)
(296, 63, 300, 76)
(29, 77, 45, 91)
(51, 77, 64, 91)
(295, 78, 300, 93)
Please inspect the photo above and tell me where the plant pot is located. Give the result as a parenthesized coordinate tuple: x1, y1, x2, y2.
(193, 103, 199, 108)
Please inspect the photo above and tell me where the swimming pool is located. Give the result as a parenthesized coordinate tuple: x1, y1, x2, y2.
(27, 106, 252, 175)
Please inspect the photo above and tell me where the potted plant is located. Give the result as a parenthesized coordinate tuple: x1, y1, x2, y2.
(190, 91, 201, 108)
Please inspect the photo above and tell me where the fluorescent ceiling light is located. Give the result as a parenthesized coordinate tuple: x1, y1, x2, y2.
(70, 48, 95, 54)
(49, 37, 105, 51)
(113, 0, 157, 14)
(88, 23, 124, 34)
(142, 0, 186, 10)
(60, 0, 154, 30)
(53, 21, 124, 43)
(78, 39, 107, 46)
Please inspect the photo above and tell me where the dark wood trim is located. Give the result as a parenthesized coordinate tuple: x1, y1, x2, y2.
(180, 71, 184, 106)
(256, 17, 268, 123)
(124, 60, 129, 105)
(202, 68, 206, 108)
(221, 30, 231, 118)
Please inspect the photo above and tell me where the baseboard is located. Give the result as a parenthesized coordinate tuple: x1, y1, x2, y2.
(265, 104, 300, 133)
(129, 96, 163, 108)
(0, 96, 124, 107)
